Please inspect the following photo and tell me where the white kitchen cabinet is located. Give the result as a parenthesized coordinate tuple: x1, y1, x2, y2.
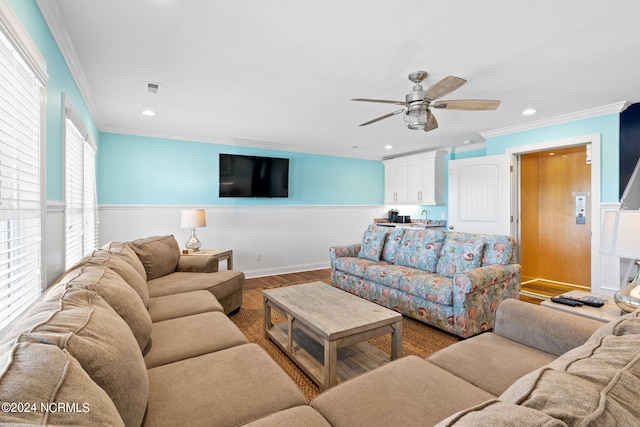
(384, 161, 408, 203)
(384, 150, 446, 205)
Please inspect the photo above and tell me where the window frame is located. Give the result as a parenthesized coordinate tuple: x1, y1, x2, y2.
(0, 0, 48, 330)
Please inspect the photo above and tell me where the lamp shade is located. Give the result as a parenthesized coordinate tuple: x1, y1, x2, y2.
(180, 209, 207, 228)
(600, 210, 640, 258)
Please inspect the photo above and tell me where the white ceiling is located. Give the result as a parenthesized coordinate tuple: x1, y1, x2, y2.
(37, 0, 640, 160)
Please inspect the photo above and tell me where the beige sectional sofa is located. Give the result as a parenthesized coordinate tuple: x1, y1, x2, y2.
(248, 300, 640, 426)
(0, 235, 307, 426)
(2, 233, 639, 425)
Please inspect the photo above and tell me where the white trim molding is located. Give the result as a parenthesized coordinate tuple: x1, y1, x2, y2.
(0, 0, 47, 83)
(481, 101, 630, 139)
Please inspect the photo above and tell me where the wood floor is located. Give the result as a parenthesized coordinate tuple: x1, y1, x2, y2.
(245, 268, 544, 305)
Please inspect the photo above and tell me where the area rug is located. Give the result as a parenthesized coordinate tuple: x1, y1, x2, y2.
(229, 281, 460, 400)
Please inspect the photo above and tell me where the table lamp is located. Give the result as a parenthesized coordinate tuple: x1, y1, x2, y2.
(600, 210, 640, 312)
(180, 209, 207, 252)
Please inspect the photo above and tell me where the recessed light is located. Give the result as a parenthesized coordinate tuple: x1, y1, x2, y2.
(385, 145, 393, 150)
(463, 140, 473, 145)
(142, 109, 156, 116)
(522, 108, 537, 116)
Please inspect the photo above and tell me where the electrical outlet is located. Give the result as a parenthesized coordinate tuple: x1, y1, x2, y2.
(256, 252, 262, 261)
(441, 212, 446, 219)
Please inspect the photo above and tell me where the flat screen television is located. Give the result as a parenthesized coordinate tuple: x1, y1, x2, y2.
(219, 153, 289, 198)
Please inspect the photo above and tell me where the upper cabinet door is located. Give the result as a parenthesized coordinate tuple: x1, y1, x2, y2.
(448, 154, 513, 235)
(384, 161, 408, 203)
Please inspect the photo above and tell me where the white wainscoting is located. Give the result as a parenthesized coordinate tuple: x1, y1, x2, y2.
(99, 205, 387, 278)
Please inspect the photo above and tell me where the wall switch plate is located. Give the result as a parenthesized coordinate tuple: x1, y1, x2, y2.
(256, 252, 262, 261)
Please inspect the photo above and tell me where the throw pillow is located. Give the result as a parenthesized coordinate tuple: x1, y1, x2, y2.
(358, 228, 387, 261)
(436, 238, 484, 278)
(130, 235, 181, 280)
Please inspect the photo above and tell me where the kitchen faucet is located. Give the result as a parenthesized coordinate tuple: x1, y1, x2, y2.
(421, 209, 429, 223)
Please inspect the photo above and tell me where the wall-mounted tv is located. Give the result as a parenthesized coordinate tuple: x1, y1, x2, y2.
(219, 153, 289, 198)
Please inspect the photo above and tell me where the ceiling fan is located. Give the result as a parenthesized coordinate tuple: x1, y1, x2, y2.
(352, 71, 500, 132)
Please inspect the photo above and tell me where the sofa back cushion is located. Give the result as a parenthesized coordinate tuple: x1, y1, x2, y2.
(436, 237, 484, 277)
(58, 264, 152, 351)
(500, 310, 640, 425)
(446, 232, 516, 266)
(78, 249, 150, 307)
(395, 229, 446, 272)
(102, 241, 148, 281)
(7, 288, 148, 427)
(0, 341, 125, 426)
(130, 235, 181, 280)
(368, 225, 406, 264)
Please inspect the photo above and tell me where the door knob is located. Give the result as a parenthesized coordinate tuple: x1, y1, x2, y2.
(448, 225, 454, 229)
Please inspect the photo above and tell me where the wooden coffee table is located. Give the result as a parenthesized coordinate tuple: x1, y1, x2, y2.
(263, 282, 403, 390)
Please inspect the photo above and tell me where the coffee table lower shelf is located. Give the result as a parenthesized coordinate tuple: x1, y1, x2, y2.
(266, 323, 392, 389)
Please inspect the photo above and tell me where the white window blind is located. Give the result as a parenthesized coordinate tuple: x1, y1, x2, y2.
(64, 99, 97, 269)
(0, 10, 46, 331)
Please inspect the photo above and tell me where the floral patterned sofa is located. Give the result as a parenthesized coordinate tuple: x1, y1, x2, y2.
(329, 225, 522, 338)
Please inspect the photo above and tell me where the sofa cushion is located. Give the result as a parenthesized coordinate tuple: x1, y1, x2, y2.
(62, 264, 152, 351)
(395, 229, 446, 272)
(436, 237, 484, 277)
(428, 332, 557, 396)
(435, 400, 566, 427)
(0, 341, 125, 426)
(368, 225, 406, 263)
(500, 310, 640, 425)
(446, 232, 515, 266)
(148, 290, 224, 322)
(242, 406, 331, 427)
(357, 228, 386, 261)
(81, 249, 150, 307)
(333, 256, 388, 278)
(311, 356, 494, 427)
(130, 234, 181, 280)
(144, 312, 248, 368)
(363, 265, 454, 305)
(102, 241, 148, 280)
(11, 288, 148, 427)
(146, 269, 244, 302)
(145, 344, 307, 427)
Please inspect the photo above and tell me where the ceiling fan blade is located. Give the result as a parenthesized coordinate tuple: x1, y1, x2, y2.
(432, 99, 501, 110)
(352, 98, 406, 106)
(359, 109, 405, 126)
(423, 76, 467, 101)
(424, 111, 438, 132)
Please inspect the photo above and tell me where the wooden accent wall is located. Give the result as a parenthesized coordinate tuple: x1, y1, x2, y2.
(520, 146, 591, 287)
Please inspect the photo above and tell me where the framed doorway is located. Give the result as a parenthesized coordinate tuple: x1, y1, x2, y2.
(506, 133, 603, 298)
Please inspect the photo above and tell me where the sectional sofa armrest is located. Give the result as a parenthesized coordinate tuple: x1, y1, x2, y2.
(329, 244, 361, 267)
(176, 255, 218, 273)
(493, 299, 603, 356)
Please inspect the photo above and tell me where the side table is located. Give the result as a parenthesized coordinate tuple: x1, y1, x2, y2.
(182, 249, 233, 271)
(540, 290, 622, 323)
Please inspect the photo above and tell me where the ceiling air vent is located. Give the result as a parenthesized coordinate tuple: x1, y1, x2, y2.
(146, 81, 163, 95)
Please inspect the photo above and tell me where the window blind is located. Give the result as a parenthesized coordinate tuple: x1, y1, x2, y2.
(64, 99, 97, 270)
(0, 24, 44, 330)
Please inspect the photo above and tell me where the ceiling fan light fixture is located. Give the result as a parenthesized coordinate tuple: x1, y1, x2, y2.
(404, 103, 428, 130)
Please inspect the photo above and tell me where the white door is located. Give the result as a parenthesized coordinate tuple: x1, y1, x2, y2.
(448, 154, 513, 235)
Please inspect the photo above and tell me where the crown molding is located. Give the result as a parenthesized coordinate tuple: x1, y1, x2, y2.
(451, 141, 487, 153)
(480, 101, 631, 139)
(36, 0, 103, 128)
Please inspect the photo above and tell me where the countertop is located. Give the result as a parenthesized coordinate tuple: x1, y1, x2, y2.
(373, 219, 446, 229)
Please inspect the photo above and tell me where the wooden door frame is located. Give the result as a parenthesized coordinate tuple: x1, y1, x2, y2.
(505, 133, 607, 294)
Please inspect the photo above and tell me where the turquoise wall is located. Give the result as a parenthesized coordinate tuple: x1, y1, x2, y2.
(485, 113, 620, 202)
(8, 0, 99, 201)
(98, 133, 384, 205)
